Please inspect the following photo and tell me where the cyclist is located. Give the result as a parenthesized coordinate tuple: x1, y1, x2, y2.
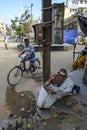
(18, 38, 35, 71)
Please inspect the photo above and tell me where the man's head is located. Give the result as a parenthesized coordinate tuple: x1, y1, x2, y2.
(59, 68, 67, 77)
(55, 68, 67, 86)
(24, 38, 29, 46)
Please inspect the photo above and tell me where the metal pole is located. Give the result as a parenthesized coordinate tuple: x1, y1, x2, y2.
(31, 3, 33, 19)
(42, 0, 52, 82)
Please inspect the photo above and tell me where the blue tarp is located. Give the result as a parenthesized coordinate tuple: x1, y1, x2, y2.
(63, 30, 77, 44)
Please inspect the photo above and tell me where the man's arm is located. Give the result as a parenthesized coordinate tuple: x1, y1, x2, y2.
(20, 51, 25, 55)
(18, 51, 25, 57)
(29, 43, 35, 57)
(29, 51, 35, 57)
(43, 75, 57, 94)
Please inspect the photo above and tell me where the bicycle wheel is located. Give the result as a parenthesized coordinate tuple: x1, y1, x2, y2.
(31, 59, 40, 75)
(7, 66, 23, 86)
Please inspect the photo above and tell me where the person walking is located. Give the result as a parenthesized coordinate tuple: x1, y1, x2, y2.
(4, 35, 8, 50)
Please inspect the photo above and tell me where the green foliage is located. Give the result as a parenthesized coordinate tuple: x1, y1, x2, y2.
(10, 16, 24, 36)
(6, 24, 12, 35)
(10, 10, 40, 36)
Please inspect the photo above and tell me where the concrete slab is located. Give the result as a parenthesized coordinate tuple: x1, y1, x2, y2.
(68, 69, 87, 104)
(34, 43, 73, 52)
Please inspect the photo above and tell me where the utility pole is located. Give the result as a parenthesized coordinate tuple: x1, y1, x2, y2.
(24, 3, 33, 19)
(31, 3, 33, 19)
(42, 0, 52, 82)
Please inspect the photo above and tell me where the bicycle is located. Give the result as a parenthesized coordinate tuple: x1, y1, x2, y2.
(7, 55, 40, 86)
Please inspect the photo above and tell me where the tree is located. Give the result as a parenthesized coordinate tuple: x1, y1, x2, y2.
(10, 16, 24, 36)
(19, 9, 32, 35)
(6, 24, 12, 35)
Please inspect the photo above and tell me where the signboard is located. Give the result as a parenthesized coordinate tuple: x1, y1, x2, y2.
(53, 3, 64, 44)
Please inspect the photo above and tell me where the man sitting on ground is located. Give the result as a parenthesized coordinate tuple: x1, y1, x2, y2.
(36, 68, 74, 109)
(72, 49, 86, 70)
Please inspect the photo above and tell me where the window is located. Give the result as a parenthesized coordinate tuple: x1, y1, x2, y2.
(85, 0, 87, 4)
(80, 0, 83, 3)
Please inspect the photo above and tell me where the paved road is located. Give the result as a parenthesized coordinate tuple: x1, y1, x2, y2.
(0, 41, 85, 120)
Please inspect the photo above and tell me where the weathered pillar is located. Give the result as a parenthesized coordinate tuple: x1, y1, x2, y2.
(83, 43, 87, 85)
(42, 0, 52, 82)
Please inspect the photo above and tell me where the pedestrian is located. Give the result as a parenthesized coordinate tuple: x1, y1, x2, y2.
(4, 35, 8, 50)
(36, 68, 74, 109)
(72, 49, 87, 70)
(18, 38, 35, 71)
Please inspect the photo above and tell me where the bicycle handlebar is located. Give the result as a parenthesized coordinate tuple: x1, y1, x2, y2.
(18, 55, 24, 59)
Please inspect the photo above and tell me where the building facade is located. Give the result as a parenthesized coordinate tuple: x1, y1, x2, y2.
(0, 21, 6, 35)
(64, 0, 87, 30)
(66, 0, 87, 18)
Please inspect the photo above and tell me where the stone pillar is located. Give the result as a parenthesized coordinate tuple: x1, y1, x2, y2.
(83, 44, 87, 85)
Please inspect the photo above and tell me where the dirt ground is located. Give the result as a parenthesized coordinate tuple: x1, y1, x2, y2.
(3, 72, 87, 130)
(0, 42, 87, 130)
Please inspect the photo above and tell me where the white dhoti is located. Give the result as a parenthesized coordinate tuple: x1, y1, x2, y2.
(36, 77, 74, 108)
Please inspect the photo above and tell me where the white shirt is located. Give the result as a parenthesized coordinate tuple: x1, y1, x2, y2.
(23, 43, 34, 56)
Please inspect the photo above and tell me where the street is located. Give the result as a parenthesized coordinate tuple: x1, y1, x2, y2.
(0, 41, 85, 120)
